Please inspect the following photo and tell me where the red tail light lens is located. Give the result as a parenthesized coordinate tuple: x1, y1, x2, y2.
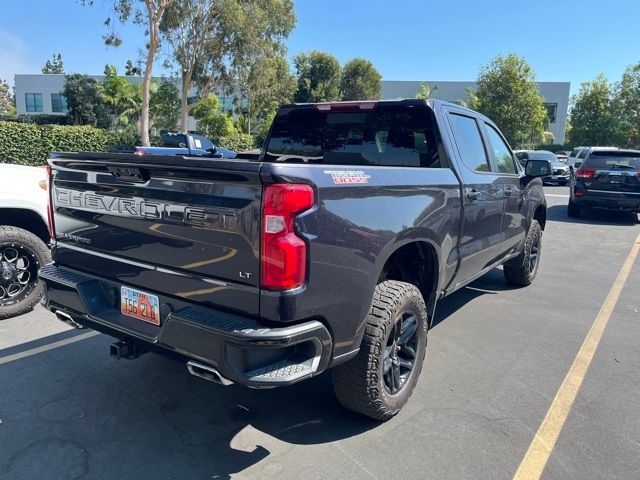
(46, 164, 55, 239)
(576, 168, 596, 179)
(261, 183, 314, 290)
(134, 149, 146, 155)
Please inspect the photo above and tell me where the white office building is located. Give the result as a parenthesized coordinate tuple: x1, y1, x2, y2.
(14, 74, 570, 144)
(382, 80, 570, 144)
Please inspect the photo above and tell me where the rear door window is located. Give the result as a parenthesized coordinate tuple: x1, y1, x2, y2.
(265, 105, 441, 167)
(448, 114, 491, 173)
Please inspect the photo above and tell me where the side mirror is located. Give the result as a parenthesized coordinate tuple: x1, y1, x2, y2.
(574, 161, 582, 169)
(525, 159, 552, 177)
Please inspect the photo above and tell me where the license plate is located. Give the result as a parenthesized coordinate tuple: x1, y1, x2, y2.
(120, 286, 160, 326)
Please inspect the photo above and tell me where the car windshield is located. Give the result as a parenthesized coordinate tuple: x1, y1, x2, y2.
(584, 152, 640, 170)
(529, 152, 558, 162)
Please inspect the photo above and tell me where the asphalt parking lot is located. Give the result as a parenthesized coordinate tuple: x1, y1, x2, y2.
(0, 185, 639, 480)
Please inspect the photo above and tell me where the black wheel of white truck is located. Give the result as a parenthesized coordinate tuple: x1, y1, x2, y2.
(332, 280, 428, 421)
(503, 220, 542, 287)
(0, 226, 50, 320)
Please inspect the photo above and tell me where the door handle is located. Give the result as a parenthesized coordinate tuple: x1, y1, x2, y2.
(504, 188, 514, 197)
(466, 189, 479, 201)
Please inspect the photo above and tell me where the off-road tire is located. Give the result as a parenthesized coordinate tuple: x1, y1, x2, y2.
(0, 226, 50, 320)
(567, 198, 581, 218)
(503, 220, 542, 287)
(332, 280, 428, 421)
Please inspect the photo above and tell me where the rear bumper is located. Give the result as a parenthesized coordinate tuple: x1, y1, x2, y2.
(38, 264, 333, 387)
(574, 191, 640, 212)
(543, 173, 569, 184)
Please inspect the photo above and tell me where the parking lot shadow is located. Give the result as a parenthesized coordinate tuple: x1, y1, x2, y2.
(432, 267, 513, 328)
(547, 204, 638, 226)
(0, 335, 378, 479)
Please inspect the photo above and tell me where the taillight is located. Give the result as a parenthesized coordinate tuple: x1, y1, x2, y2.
(261, 183, 314, 290)
(576, 168, 596, 179)
(134, 149, 146, 155)
(46, 164, 55, 238)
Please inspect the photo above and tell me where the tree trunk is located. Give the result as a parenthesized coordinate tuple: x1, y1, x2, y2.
(139, 28, 157, 146)
(180, 69, 192, 133)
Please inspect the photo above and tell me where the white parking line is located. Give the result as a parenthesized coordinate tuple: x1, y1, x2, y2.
(545, 194, 569, 198)
(0, 331, 100, 365)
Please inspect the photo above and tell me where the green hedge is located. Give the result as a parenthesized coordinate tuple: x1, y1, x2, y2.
(0, 121, 139, 166)
(217, 132, 256, 152)
(0, 121, 257, 167)
(0, 114, 70, 125)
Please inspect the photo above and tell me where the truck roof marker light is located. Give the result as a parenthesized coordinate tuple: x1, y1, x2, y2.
(316, 101, 377, 111)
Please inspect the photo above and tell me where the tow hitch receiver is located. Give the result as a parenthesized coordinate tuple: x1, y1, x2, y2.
(110, 340, 144, 360)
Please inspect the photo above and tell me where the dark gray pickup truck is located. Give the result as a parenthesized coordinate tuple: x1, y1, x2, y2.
(39, 99, 550, 420)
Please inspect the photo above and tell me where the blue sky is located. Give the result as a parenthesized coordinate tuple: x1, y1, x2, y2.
(1, 0, 639, 95)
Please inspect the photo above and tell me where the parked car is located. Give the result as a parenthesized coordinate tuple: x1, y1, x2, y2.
(0, 164, 52, 319)
(135, 133, 237, 159)
(556, 153, 569, 164)
(40, 99, 550, 420)
(515, 150, 569, 185)
(568, 148, 640, 219)
(568, 146, 618, 168)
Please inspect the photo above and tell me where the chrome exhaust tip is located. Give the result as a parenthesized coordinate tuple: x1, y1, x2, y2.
(54, 310, 84, 329)
(187, 360, 234, 386)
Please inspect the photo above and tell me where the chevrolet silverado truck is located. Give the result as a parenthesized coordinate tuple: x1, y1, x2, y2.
(39, 99, 550, 420)
(135, 133, 237, 159)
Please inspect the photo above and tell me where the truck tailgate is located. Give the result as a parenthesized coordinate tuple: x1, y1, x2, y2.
(49, 152, 262, 317)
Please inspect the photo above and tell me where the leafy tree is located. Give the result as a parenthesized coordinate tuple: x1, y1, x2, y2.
(415, 83, 438, 100)
(192, 94, 234, 140)
(42, 54, 64, 74)
(101, 66, 143, 128)
(240, 53, 295, 133)
(62, 74, 110, 127)
(83, 0, 176, 145)
(160, 0, 295, 132)
(469, 53, 547, 146)
(150, 81, 181, 132)
(0, 79, 15, 116)
(294, 51, 341, 103)
(570, 75, 617, 147)
(125, 59, 142, 76)
(340, 58, 381, 101)
(614, 61, 640, 147)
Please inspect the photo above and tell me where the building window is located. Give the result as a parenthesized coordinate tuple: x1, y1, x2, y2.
(51, 93, 67, 113)
(25, 93, 43, 113)
(543, 103, 557, 124)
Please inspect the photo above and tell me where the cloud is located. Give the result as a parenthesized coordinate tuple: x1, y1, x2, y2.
(0, 28, 37, 86)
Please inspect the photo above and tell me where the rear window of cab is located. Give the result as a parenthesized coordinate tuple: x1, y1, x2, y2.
(265, 105, 442, 168)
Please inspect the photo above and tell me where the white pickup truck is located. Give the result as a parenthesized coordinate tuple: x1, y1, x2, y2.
(0, 164, 51, 319)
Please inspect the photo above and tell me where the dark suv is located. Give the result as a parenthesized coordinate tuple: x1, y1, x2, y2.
(568, 149, 640, 219)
